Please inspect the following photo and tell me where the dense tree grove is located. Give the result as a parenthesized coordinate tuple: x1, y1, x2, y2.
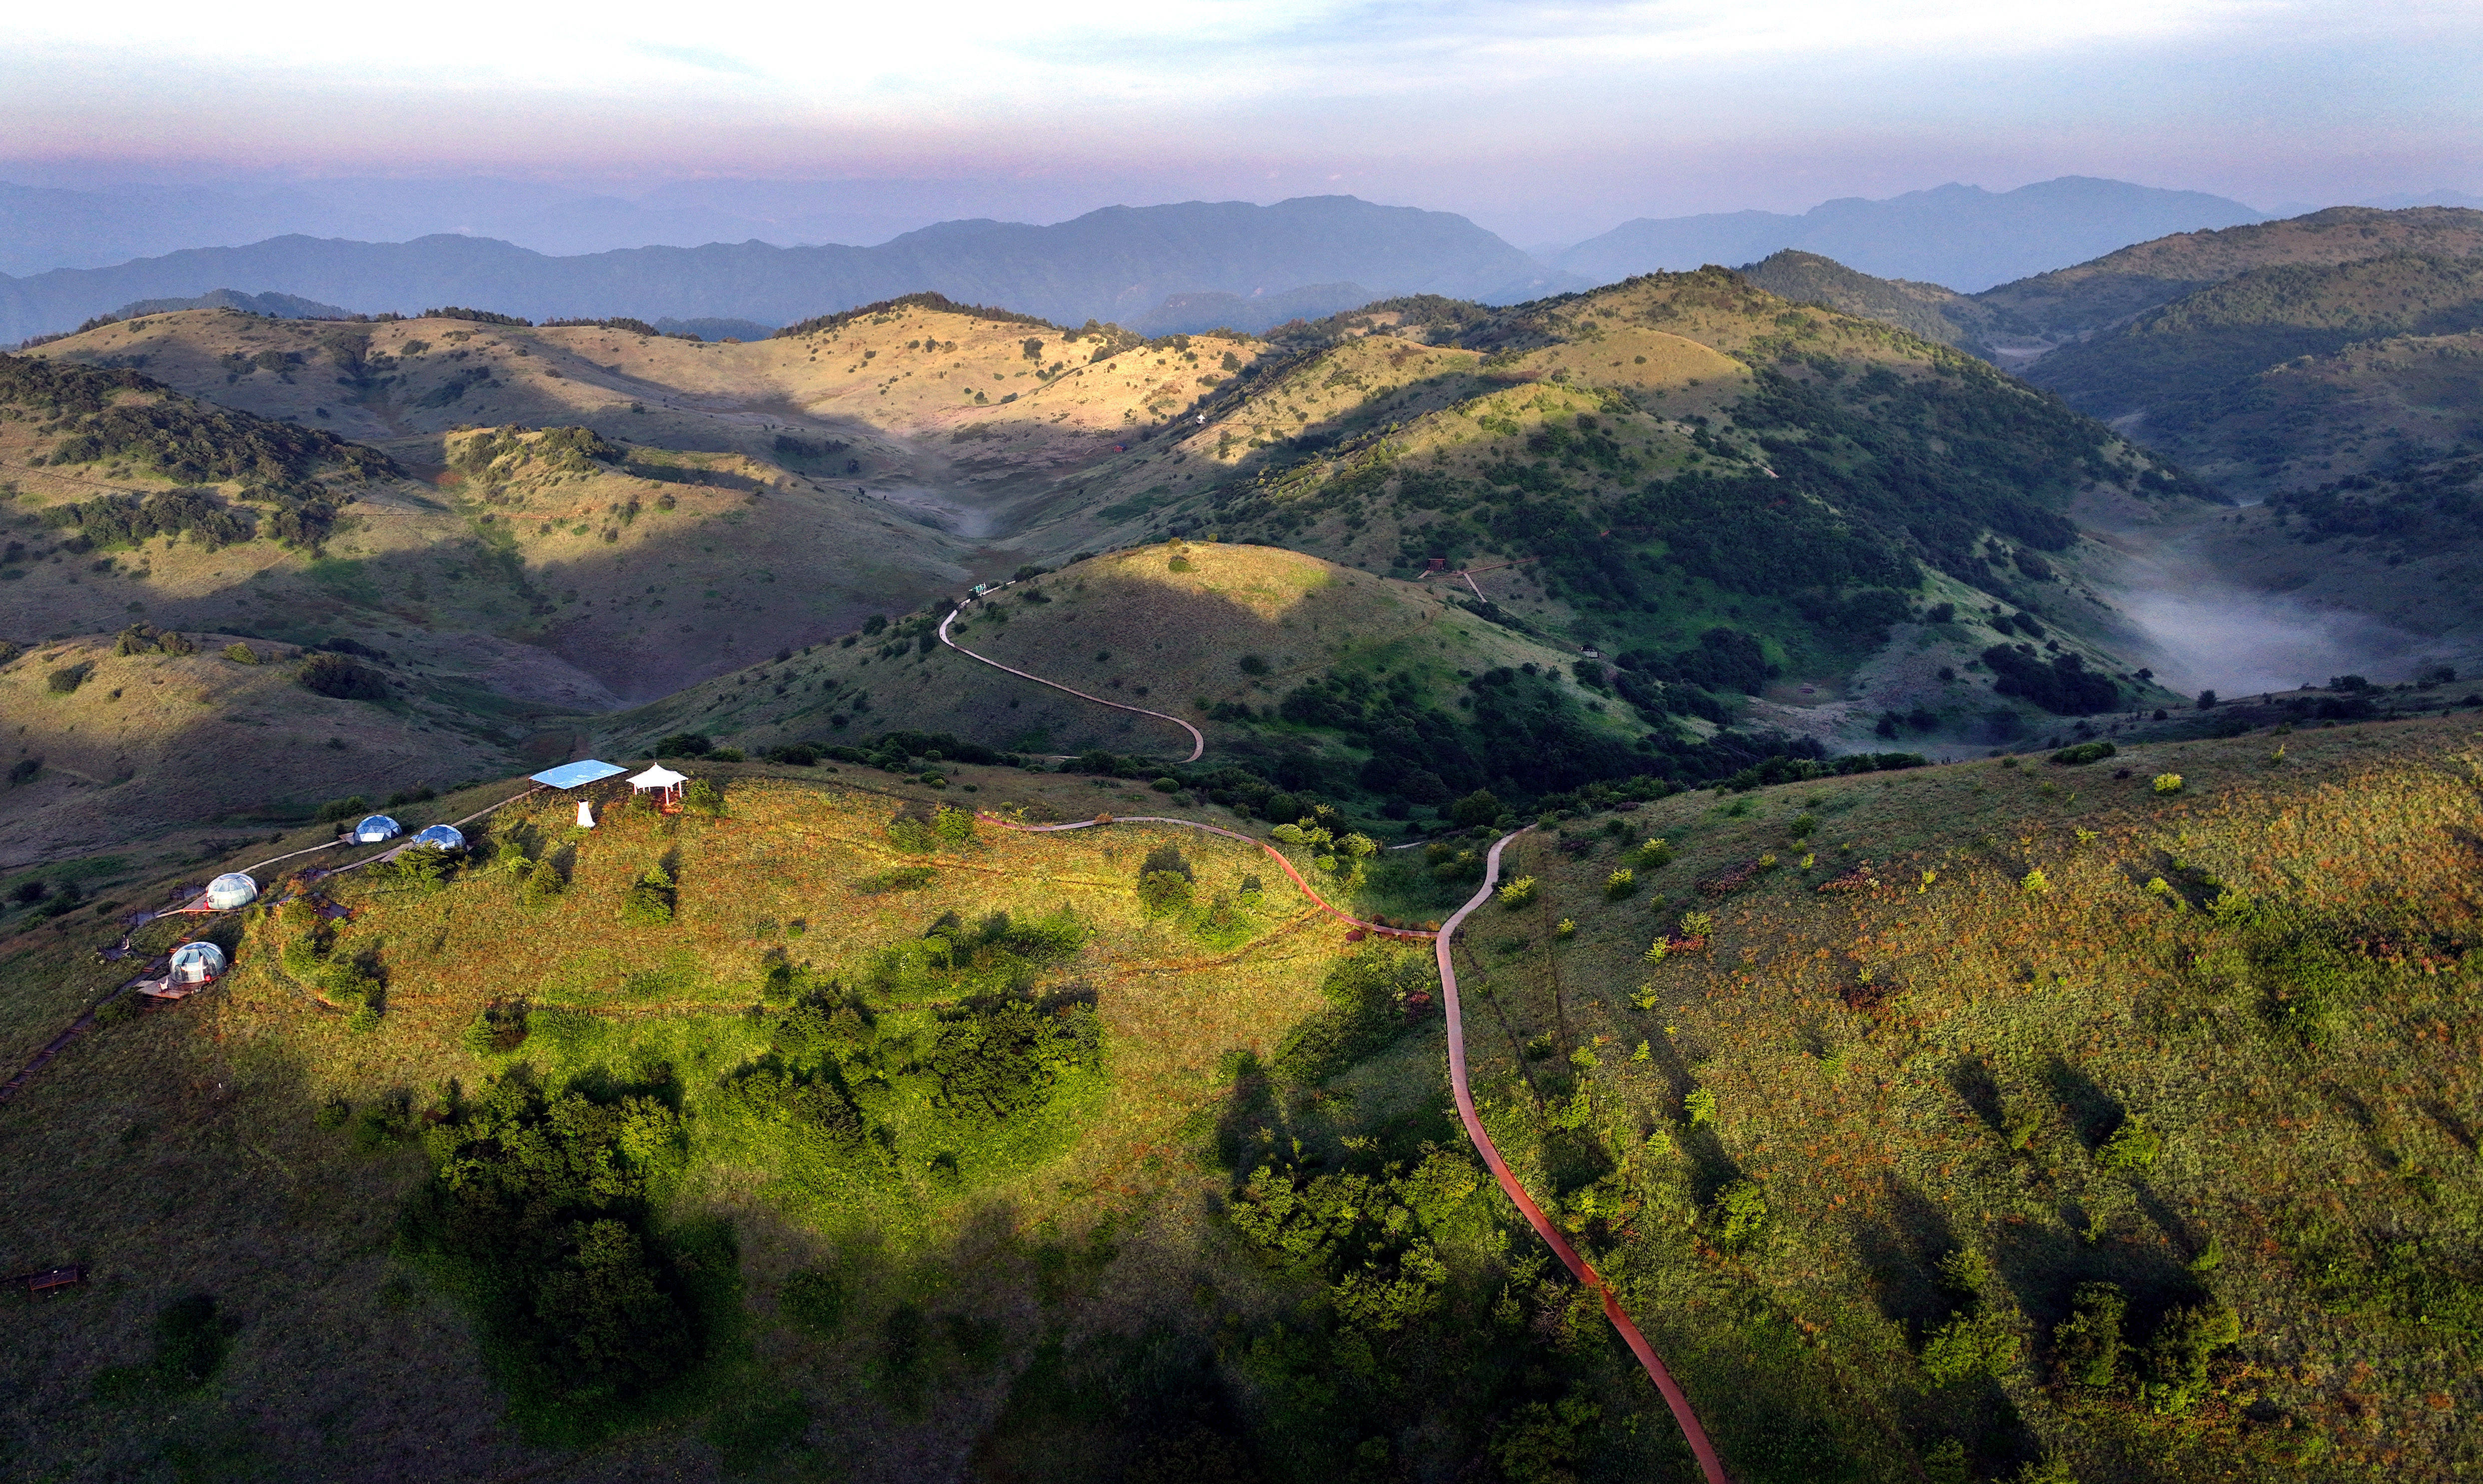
(397, 1074, 708, 1438)
(1981, 644, 2122, 715)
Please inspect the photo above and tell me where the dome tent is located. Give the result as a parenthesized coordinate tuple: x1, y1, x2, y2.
(352, 814, 402, 844)
(412, 824, 465, 851)
(168, 941, 226, 987)
(205, 873, 258, 910)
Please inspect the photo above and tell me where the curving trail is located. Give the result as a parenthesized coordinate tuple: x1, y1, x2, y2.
(977, 811, 1431, 940)
(939, 593, 1206, 763)
(1438, 828, 1733, 1484)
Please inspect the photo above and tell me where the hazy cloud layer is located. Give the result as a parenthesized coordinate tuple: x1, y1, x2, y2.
(4, 1, 2478, 242)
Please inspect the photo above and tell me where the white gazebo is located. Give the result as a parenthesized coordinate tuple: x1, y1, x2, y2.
(629, 764, 689, 813)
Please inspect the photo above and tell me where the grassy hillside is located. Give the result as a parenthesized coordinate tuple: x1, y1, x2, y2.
(603, 541, 1676, 818)
(1446, 707, 2483, 1484)
(17, 304, 1267, 693)
(1, 708, 2475, 1482)
(1973, 207, 2483, 342)
(0, 632, 510, 865)
(6, 277, 2220, 859)
(1735, 250, 2000, 356)
(1136, 272, 2195, 750)
(2021, 255, 2483, 430)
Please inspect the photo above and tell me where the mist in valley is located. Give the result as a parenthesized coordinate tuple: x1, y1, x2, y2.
(2118, 584, 2444, 695)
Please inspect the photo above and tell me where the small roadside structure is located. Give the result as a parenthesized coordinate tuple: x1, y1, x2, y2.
(412, 824, 465, 851)
(351, 814, 402, 844)
(204, 873, 258, 910)
(628, 764, 689, 814)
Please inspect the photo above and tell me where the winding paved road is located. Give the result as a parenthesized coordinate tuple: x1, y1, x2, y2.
(1439, 828, 1732, 1484)
(939, 591, 1206, 763)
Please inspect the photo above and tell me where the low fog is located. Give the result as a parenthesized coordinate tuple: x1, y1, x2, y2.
(2119, 587, 2448, 696)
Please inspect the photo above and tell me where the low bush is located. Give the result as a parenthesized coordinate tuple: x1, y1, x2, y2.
(1713, 1178, 1768, 1249)
(2049, 740, 2117, 765)
(617, 864, 676, 926)
(299, 653, 389, 701)
(2054, 1282, 2129, 1390)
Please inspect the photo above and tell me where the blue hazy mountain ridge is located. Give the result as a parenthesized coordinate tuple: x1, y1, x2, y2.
(0, 177, 796, 275)
(111, 288, 351, 320)
(1556, 177, 2266, 292)
(1134, 282, 1406, 334)
(0, 196, 1554, 343)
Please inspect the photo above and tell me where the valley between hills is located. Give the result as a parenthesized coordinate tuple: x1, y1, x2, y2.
(0, 211, 2480, 1484)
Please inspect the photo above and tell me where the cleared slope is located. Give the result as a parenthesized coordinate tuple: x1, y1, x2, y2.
(5, 709, 2474, 1482)
(16, 306, 1277, 702)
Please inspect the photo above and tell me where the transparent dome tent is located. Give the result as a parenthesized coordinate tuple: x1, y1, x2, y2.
(205, 873, 258, 910)
(167, 941, 226, 987)
(412, 824, 465, 850)
(351, 814, 402, 844)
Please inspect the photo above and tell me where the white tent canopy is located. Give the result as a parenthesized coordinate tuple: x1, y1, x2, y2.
(629, 765, 689, 790)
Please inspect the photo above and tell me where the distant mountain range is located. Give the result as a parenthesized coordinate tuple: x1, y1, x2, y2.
(1556, 177, 2267, 292)
(0, 196, 1569, 343)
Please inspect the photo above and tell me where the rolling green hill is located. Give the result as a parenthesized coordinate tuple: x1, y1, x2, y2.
(1733, 250, 2000, 356)
(1, 707, 2476, 1483)
(2019, 255, 2483, 431)
(11, 275, 2212, 870)
(1973, 206, 2483, 343)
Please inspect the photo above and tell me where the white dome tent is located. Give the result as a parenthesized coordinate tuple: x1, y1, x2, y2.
(352, 814, 402, 844)
(205, 873, 258, 910)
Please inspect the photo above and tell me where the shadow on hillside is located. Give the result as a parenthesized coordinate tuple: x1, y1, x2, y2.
(1849, 1178, 1959, 1332)
(938, 546, 1462, 770)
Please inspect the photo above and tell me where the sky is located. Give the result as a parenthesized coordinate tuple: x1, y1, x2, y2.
(4, 0, 2479, 243)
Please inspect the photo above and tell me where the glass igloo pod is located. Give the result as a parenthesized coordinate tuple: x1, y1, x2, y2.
(204, 873, 258, 910)
(412, 824, 465, 851)
(167, 941, 227, 987)
(352, 814, 402, 844)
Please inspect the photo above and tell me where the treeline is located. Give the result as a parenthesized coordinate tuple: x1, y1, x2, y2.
(2267, 452, 2482, 547)
(421, 306, 532, 327)
(6, 355, 397, 500)
(44, 488, 256, 550)
(1981, 644, 2122, 715)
